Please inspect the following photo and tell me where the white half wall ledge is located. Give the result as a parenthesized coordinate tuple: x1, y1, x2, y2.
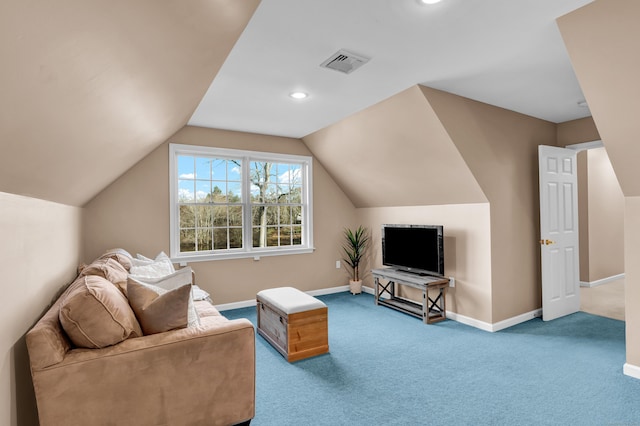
(623, 363, 640, 380)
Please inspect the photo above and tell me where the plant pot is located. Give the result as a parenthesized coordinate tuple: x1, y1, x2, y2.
(349, 279, 362, 295)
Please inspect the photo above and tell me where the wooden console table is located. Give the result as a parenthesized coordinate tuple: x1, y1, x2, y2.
(372, 268, 449, 324)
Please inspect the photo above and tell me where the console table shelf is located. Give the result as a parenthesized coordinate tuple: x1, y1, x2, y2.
(372, 268, 449, 324)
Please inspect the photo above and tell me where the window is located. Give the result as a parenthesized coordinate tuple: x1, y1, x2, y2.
(169, 144, 313, 261)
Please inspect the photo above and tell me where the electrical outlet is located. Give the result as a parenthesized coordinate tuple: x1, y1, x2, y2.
(449, 277, 455, 287)
(335, 260, 341, 269)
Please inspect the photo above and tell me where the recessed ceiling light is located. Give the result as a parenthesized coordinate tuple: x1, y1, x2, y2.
(289, 91, 308, 100)
(419, 0, 442, 4)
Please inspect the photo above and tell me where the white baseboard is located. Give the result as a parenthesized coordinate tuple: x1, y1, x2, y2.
(580, 273, 625, 288)
(217, 285, 541, 333)
(623, 363, 640, 380)
(489, 309, 542, 332)
(216, 285, 350, 311)
(445, 311, 493, 332)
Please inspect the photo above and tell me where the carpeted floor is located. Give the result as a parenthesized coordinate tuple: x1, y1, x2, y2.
(223, 292, 640, 425)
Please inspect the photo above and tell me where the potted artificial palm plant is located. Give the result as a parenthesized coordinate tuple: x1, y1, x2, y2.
(342, 225, 370, 295)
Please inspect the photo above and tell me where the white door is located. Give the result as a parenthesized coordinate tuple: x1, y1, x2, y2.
(538, 145, 580, 321)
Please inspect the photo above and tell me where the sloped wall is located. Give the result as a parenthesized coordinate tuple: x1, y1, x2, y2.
(303, 85, 487, 208)
(83, 126, 357, 304)
(558, 0, 640, 369)
(0, 0, 259, 206)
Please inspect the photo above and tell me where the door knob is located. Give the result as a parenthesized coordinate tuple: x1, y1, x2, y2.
(539, 239, 555, 245)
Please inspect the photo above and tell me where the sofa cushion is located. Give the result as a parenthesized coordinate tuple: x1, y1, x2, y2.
(79, 258, 129, 294)
(127, 279, 191, 334)
(59, 275, 143, 349)
(96, 248, 133, 271)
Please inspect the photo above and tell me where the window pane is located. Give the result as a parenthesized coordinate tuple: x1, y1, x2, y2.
(179, 205, 195, 228)
(228, 161, 241, 181)
(228, 182, 242, 202)
(293, 226, 302, 245)
(213, 206, 228, 227)
(211, 182, 227, 202)
(197, 228, 212, 251)
(279, 206, 291, 225)
(280, 226, 292, 246)
(180, 229, 195, 252)
(212, 159, 227, 180)
(252, 227, 262, 248)
(196, 181, 211, 203)
(290, 185, 302, 203)
(266, 206, 278, 226)
(266, 227, 278, 247)
(229, 228, 243, 249)
(195, 206, 213, 228)
(289, 164, 301, 185)
(292, 206, 302, 225)
(213, 228, 228, 250)
(265, 184, 278, 203)
(179, 180, 195, 203)
(178, 156, 195, 179)
(195, 157, 211, 180)
(252, 206, 265, 226)
(229, 206, 242, 226)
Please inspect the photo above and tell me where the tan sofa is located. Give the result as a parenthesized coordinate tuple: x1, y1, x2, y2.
(26, 251, 255, 426)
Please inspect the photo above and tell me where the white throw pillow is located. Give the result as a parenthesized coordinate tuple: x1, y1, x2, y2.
(129, 252, 175, 278)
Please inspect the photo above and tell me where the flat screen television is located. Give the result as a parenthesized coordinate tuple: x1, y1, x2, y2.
(381, 224, 444, 277)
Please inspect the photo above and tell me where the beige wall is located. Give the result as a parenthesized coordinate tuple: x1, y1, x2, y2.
(83, 126, 357, 304)
(577, 148, 625, 284)
(558, 0, 640, 369)
(557, 116, 600, 146)
(585, 148, 625, 282)
(577, 151, 590, 282)
(0, 192, 82, 426)
(625, 197, 640, 366)
(421, 87, 557, 323)
(357, 204, 492, 323)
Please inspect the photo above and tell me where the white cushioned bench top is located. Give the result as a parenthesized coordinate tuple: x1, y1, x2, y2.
(257, 287, 326, 314)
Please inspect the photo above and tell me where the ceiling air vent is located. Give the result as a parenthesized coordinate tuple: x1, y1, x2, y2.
(320, 49, 370, 74)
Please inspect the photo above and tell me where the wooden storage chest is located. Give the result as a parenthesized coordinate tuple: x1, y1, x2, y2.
(256, 287, 329, 362)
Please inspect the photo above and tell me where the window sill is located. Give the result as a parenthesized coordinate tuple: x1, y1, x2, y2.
(170, 247, 315, 264)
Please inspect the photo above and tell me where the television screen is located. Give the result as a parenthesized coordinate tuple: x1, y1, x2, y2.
(382, 224, 444, 276)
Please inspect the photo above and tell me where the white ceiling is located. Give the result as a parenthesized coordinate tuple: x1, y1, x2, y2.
(189, 0, 594, 139)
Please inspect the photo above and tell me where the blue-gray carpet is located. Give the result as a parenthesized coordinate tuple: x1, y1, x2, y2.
(223, 292, 640, 425)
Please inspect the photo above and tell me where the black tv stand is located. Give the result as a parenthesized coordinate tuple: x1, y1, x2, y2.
(372, 268, 449, 324)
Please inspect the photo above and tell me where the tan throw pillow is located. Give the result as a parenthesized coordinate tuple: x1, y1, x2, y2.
(79, 258, 129, 294)
(127, 278, 190, 335)
(128, 267, 199, 327)
(59, 275, 143, 349)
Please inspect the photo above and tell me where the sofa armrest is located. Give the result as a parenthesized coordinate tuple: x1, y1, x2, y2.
(31, 318, 255, 426)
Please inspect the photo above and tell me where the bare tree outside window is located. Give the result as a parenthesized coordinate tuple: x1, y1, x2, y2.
(175, 153, 304, 255)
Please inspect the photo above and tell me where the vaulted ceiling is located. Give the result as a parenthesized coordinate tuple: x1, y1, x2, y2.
(0, 0, 601, 208)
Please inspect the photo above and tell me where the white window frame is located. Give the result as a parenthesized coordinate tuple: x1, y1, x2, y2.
(169, 143, 314, 262)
